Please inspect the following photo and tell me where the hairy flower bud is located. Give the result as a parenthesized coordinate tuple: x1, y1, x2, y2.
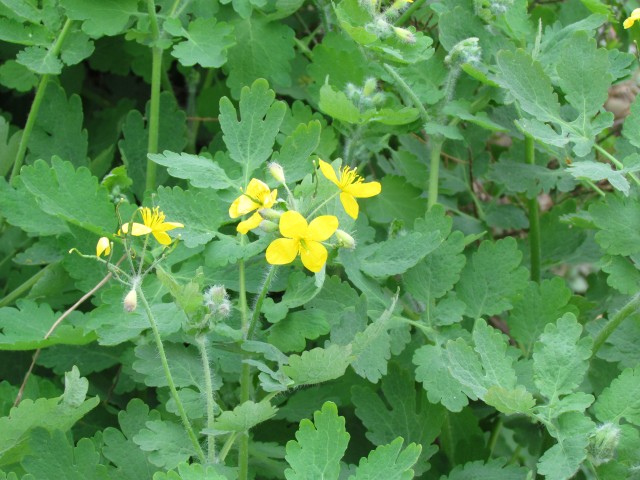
(123, 289, 137, 312)
(589, 423, 620, 466)
(203, 285, 232, 319)
(260, 208, 282, 220)
(362, 78, 377, 97)
(393, 26, 416, 44)
(268, 162, 286, 184)
(445, 37, 482, 68)
(335, 229, 356, 249)
(260, 220, 279, 233)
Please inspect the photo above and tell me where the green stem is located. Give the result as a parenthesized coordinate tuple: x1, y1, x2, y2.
(307, 191, 339, 218)
(9, 19, 74, 182)
(0, 263, 55, 307)
(382, 63, 430, 123)
(238, 248, 250, 479)
(145, 0, 163, 192)
(525, 135, 541, 283)
(594, 144, 640, 188)
(137, 286, 206, 463)
(428, 139, 442, 210)
(591, 294, 640, 358)
(219, 432, 238, 463)
(487, 417, 503, 457)
(247, 266, 277, 340)
(187, 68, 215, 154)
(396, 0, 427, 25)
(197, 335, 217, 463)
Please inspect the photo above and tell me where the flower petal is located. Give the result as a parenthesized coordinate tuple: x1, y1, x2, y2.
(229, 194, 259, 218)
(266, 238, 299, 265)
(279, 210, 308, 239)
(96, 237, 111, 257)
(121, 222, 152, 236)
(340, 192, 359, 219)
(154, 221, 184, 232)
(299, 240, 328, 273)
(318, 159, 340, 187)
(237, 212, 263, 234)
(308, 215, 339, 242)
(152, 230, 172, 245)
(624, 17, 637, 29)
(345, 180, 381, 198)
(263, 188, 278, 208)
(246, 178, 271, 199)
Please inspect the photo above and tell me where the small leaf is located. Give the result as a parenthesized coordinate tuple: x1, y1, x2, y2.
(204, 400, 277, 434)
(593, 367, 640, 426)
(166, 17, 235, 68)
(283, 344, 352, 386)
(348, 438, 421, 480)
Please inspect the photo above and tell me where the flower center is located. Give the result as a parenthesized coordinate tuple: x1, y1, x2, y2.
(338, 166, 363, 189)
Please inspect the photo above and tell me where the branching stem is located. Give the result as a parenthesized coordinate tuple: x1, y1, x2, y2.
(592, 294, 640, 358)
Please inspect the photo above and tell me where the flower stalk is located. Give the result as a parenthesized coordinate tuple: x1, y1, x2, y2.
(592, 294, 640, 358)
(238, 238, 251, 479)
(247, 266, 277, 340)
(145, 0, 163, 192)
(525, 135, 541, 283)
(196, 335, 217, 463)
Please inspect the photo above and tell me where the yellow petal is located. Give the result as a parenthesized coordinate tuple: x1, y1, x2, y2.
(153, 230, 172, 245)
(266, 238, 299, 265)
(345, 180, 381, 198)
(318, 159, 340, 187)
(263, 188, 278, 208)
(308, 215, 339, 242)
(121, 222, 152, 236)
(237, 212, 263, 234)
(279, 210, 308, 239)
(229, 194, 259, 218)
(245, 178, 271, 199)
(299, 240, 328, 273)
(340, 192, 359, 219)
(96, 237, 111, 257)
(154, 221, 184, 232)
(624, 17, 637, 29)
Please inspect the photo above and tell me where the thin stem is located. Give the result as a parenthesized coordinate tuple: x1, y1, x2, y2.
(382, 63, 430, 123)
(428, 139, 442, 210)
(594, 144, 640, 188)
(238, 242, 250, 479)
(0, 263, 55, 307)
(247, 266, 277, 340)
(10, 19, 74, 182)
(219, 432, 239, 463)
(307, 191, 339, 218)
(137, 234, 149, 278)
(525, 135, 541, 283)
(197, 335, 217, 463)
(187, 68, 215, 154)
(591, 294, 640, 358)
(145, 0, 163, 192)
(487, 417, 503, 457)
(396, 0, 427, 25)
(137, 286, 206, 463)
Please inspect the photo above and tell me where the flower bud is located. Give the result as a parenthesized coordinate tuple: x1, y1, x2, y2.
(260, 208, 282, 220)
(96, 237, 111, 257)
(393, 26, 416, 44)
(268, 162, 286, 184)
(204, 285, 227, 306)
(259, 220, 279, 233)
(123, 289, 137, 312)
(335, 229, 356, 249)
(445, 37, 482, 68)
(362, 78, 377, 97)
(589, 423, 620, 466)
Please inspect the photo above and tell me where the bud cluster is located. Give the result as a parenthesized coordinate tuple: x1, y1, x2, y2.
(203, 285, 232, 319)
(346, 78, 386, 110)
(588, 423, 620, 466)
(444, 37, 482, 68)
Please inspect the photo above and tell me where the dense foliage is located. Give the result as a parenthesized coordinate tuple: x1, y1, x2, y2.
(1, 0, 640, 478)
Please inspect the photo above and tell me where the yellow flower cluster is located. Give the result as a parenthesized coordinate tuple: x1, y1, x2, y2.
(624, 9, 640, 29)
(229, 160, 381, 272)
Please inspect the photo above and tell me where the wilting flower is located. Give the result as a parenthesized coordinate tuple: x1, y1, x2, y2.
(266, 211, 338, 272)
(624, 8, 640, 29)
(121, 206, 183, 246)
(318, 160, 381, 219)
(229, 178, 278, 234)
(96, 237, 111, 257)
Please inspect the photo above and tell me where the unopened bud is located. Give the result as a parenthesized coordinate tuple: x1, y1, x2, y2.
(260, 220, 279, 233)
(204, 285, 227, 306)
(393, 26, 416, 44)
(386, 0, 413, 17)
(123, 289, 137, 312)
(268, 162, 286, 184)
(371, 92, 386, 106)
(96, 237, 112, 257)
(445, 37, 482, 67)
(335, 229, 356, 249)
(217, 302, 232, 318)
(487, 0, 513, 15)
(363, 78, 377, 97)
(589, 423, 620, 466)
(260, 208, 282, 220)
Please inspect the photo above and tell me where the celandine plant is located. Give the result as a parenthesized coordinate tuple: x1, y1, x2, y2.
(1, 0, 640, 479)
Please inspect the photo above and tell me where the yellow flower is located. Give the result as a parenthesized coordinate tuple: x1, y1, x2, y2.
(318, 160, 381, 219)
(229, 178, 278, 234)
(121, 206, 184, 246)
(624, 8, 640, 29)
(266, 211, 338, 273)
(96, 237, 111, 257)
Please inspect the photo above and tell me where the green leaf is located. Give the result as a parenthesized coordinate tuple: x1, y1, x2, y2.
(352, 363, 444, 474)
(271, 121, 322, 183)
(0, 300, 93, 350)
(0, 0, 43, 23)
(533, 313, 592, 400)
(268, 310, 331, 352)
(622, 94, 640, 149)
(27, 82, 88, 167)
(263, 271, 322, 323)
(0, 60, 38, 93)
(318, 83, 361, 124)
(455, 237, 529, 318)
(568, 161, 638, 196)
(148, 151, 236, 189)
(16, 45, 63, 74)
(441, 458, 528, 480)
(601, 255, 640, 295)
(205, 400, 277, 434)
(133, 419, 197, 470)
(283, 344, 353, 386)
(153, 462, 227, 480)
(60, 0, 139, 37)
(60, 29, 95, 66)
(508, 278, 577, 355)
(593, 367, 640, 426)
(366, 175, 426, 225)
(0, 17, 49, 45)
(62, 365, 88, 408)
(21, 429, 109, 479)
(348, 438, 421, 480)
(487, 159, 575, 199)
(132, 343, 203, 389)
(225, 18, 295, 97)
(165, 17, 235, 68)
(285, 402, 350, 480)
(219, 79, 287, 180)
(102, 399, 162, 480)
(589, 196, 640, 256)
(484, 385, 535, 416)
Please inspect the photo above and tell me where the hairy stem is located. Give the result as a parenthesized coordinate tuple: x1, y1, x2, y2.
(145, 0, 163, 192)
(197, 335, 217, 463)
(10, 19, 74, 182)
(137, 286, 206, 463)
(382, 63, 430, 123)
(396, 0, 427, 25)
(238, 246, 250, 479)
(247, 266, 277, 340)
(525, 135, 541, 282)
(592, 294, 640, 358)
(428, 139, 442, 210)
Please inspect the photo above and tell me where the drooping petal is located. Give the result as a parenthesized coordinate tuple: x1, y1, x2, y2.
(96, 237, 111, 257)
(154, 221, 184, 232)
(245, 178, 271, 200)
(229, 194, 259, 218)
(345, 180, 381, 198)
(340, 192, 359, 219)
(308, 215, 339, 242)
(318, 159, 340, 187)
(152, 230, 172, 245)
(237, 212, 263, 234)
(299, 240, 328, 273)
(121, 222, 152, 236)
(266, 238, 299, 265)
(279, 210, 308, 239)
(263, 188, 278, 208)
